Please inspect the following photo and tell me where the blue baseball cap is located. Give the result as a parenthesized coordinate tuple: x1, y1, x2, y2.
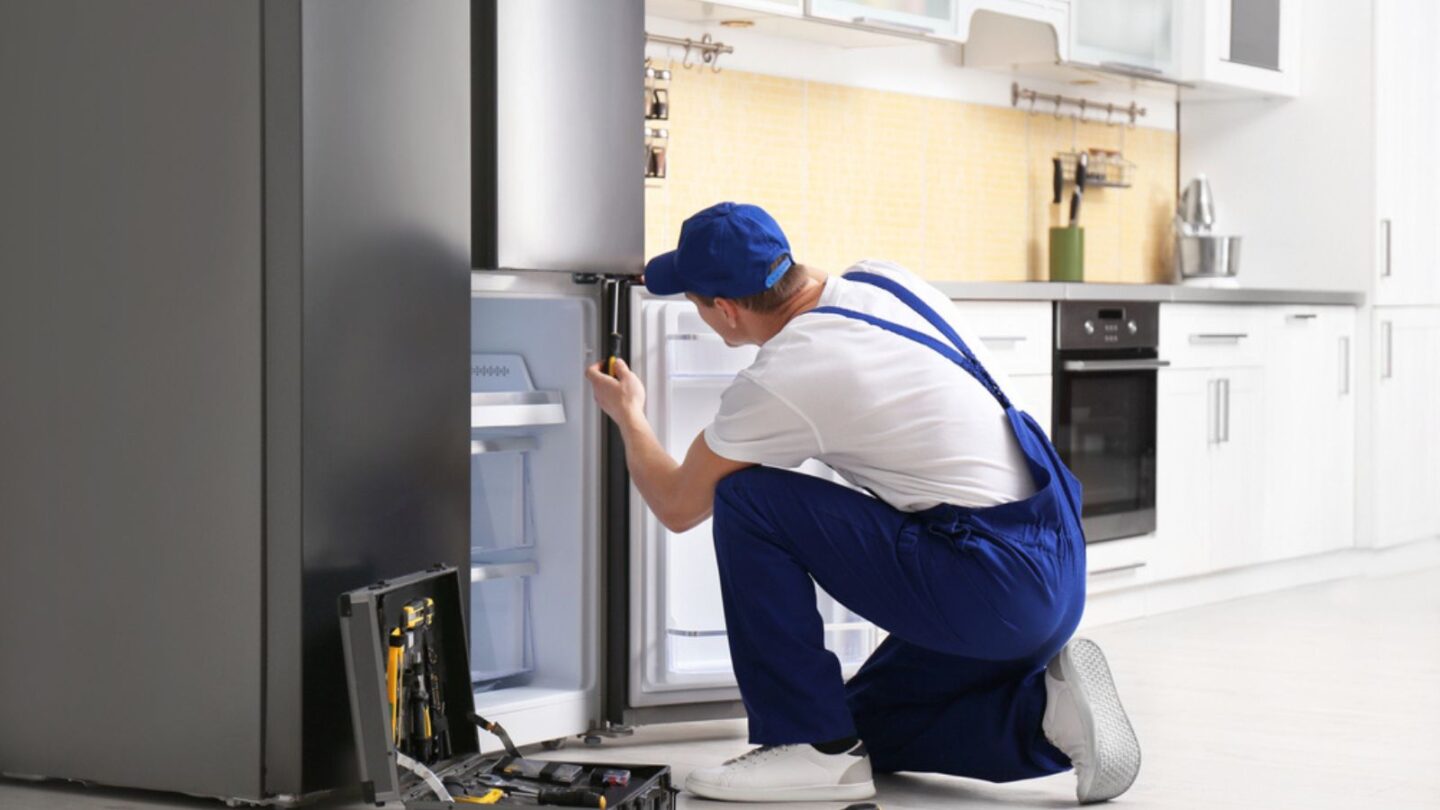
(645, 202, 794, 298)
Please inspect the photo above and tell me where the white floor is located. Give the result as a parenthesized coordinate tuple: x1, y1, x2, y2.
(4, 566, 1438, 809)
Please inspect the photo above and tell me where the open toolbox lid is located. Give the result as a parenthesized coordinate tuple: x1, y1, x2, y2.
(339, 565, 482, 804)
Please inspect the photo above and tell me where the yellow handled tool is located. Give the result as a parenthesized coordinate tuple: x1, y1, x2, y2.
(387, 628, 404, 746)
(454, 789, 505, 804)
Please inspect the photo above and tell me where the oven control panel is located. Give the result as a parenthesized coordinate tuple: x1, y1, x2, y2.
(1055, 302, 1160, 351)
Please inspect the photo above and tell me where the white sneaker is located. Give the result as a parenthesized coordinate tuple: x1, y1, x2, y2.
(684, 742, 876, 803)
(1043, 638, 1142, 804)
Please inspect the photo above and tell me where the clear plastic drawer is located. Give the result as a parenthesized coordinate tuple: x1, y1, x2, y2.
(470, 437, 537, 554)
(470, 562, 537, 690)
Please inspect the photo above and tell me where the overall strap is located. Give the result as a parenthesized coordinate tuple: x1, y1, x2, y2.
(809, 271, 1012, 409)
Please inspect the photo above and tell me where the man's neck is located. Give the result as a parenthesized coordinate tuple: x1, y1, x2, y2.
(755, 268, 828, 344)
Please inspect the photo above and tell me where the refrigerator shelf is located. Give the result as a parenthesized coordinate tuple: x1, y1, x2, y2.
(470, 391, 565, 429)
(470, 436, 541, 455)
(471, 561, 540, 581)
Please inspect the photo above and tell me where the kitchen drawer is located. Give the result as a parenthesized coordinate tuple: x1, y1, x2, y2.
(950, 300, 1054, 376)
(1160, 304, 1267, 369)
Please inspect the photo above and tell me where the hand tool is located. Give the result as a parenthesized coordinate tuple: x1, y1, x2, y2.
(604, 278, 627, 377)
(453, 790, 505, 805)
(388, 628, 404, 747)
(469, 774, 608, 808)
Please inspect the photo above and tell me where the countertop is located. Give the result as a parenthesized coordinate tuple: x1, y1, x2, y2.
(934, 281, 1365, 306)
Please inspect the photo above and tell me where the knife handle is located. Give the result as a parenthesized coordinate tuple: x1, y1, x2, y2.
(1052, 157, 1064, 205)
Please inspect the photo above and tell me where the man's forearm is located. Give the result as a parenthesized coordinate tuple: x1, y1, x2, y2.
(615, 412, 690, 527)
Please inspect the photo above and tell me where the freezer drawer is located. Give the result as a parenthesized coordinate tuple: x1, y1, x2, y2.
(624, 296, 884, 713)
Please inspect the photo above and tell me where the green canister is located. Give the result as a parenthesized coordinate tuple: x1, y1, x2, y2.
(1049, 226, 1084, 282)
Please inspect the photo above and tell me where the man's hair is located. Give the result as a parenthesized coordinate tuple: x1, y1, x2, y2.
(689, 262, 809, 313)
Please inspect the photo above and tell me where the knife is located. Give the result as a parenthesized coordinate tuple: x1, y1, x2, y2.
(1052, 157, 1064, 206)
(1069, 152, 1088, 227)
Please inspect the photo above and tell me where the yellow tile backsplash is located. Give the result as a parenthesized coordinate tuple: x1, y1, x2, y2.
(645, 68, 1177, 284)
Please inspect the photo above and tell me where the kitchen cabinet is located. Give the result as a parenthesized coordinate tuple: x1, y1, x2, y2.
(1371, 307, 1440, 548)
(1178, 0, 1301, 97)
(1068, 0, 1178, 79)
(1153, 366, 1264, 579)
(808, 0, 961, 38)
(1374, 0, 1440, 305)
(956, 0, 1069, 48)
(952, 300, 1054, 434)
(1260, 307, 1356, 561)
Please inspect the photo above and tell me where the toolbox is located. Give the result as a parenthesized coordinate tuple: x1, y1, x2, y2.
(340, 565, 678, 808)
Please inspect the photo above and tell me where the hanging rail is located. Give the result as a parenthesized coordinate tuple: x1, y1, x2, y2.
(646, 32, 733, 71)
(1012, 82, 1146, 126)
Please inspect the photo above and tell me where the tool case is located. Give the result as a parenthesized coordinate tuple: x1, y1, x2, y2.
(340, 565, 677, 808)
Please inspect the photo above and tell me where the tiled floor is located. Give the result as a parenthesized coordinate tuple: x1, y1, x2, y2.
(4, 566, 1438, 809)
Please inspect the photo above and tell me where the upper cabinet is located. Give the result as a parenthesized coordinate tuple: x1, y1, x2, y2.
(963, 0, 1301, 98)
(1177, 0, 1301, 98)
(1374, 0, 1440, 305)
(1068, 0, 1179, 80)
(809, 0, 961, 38)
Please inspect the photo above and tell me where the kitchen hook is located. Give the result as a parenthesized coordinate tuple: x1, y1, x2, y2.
(682, 42, 695, 69)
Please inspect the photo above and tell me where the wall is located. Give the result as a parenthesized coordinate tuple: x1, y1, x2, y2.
(645, 67, 1178, 282)
(1179, 0, 1374, 291)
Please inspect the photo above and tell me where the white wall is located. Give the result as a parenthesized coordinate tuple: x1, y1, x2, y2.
(1179, 0, 1374, 291)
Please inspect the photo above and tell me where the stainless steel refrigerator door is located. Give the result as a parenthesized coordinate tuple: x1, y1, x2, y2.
(622, 290, 883, 721)
(473, 0, 645, 276)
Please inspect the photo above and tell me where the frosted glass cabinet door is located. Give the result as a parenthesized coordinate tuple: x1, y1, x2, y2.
(808, 0, 960, 37)
(1069, 0, 1178, 76)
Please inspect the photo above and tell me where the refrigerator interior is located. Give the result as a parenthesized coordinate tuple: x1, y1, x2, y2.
(468, 278, 600, 746)
(628, 296, 882, 709)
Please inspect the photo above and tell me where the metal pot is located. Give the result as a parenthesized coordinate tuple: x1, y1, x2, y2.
(1175, 234, 1241, 280)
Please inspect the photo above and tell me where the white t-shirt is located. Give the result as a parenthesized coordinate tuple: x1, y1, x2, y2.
(703, 260, 1036, 512)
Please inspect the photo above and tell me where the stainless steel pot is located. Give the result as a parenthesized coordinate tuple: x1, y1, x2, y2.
(1175, 234, 1241, 280)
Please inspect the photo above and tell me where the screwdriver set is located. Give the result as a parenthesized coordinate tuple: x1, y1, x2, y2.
(341, 566, 677, 809)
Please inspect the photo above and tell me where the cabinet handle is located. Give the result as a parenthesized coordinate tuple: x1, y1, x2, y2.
(1381, 320, 1394, 379)
(1339, 336, 1351, 396)
(1207, 379, 1219, 445)
(1220, 378, 1231, 444)
(1089, 562, 1147, 577)
(979, 335, 1028, 346)
(1189, 333, 1249, 345)
(1287, 313, 1318, 321)
(851, 16, 934, 34)
(1381, 218, 1393, 278)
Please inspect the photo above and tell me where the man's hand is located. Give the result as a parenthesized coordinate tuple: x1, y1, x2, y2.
(586, 358, 646, 427)
(584, 357, 752, 533)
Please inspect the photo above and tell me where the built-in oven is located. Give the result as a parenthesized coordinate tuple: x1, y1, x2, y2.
(1052, 301, 1168, 543)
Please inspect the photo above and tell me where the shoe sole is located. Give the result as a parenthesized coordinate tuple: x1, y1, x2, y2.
(684, 778, 876, 803)
(1060, 638, 1141, 804)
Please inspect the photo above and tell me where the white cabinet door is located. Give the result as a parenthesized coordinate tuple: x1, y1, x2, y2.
(1206, 367, 1264, 572)
(1154, 365, 1265, 579)
(1375, 0, 1440, 305)
(1373, 308, 1440, 547)
(1178, 0, 1300, 97)
(1007, 374, 1053, 438)
(1153, 368, 1213, 580)
(1261, 307, 1356, 561)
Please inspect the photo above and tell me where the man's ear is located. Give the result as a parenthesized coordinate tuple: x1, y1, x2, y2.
(713, 297, 741, 328)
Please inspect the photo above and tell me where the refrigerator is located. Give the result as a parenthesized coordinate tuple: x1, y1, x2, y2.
(0, 0, 883, 802)
(467, 0, 886, 749)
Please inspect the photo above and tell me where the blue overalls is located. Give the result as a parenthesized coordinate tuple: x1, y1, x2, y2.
(711, 270, 1088, 783)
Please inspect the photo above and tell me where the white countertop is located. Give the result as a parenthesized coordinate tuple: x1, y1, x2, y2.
(934, 281, 1365, 306)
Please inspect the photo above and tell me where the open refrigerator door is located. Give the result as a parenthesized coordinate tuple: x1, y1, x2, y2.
(621, 291, 884, 720)
(467, 272, 604, 749)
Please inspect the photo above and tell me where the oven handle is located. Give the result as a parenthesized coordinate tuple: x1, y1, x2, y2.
(1061, 359, 1172, 373)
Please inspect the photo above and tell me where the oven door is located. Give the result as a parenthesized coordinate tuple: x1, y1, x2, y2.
(1054, 356, 1167, 542)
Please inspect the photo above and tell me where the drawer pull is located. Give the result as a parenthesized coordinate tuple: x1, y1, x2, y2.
(1286, 313, 1318, 321)
(979, 335, 1028, 345)
(1089, 562, 1147, 577)
(1189, 333, 1249, 345)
